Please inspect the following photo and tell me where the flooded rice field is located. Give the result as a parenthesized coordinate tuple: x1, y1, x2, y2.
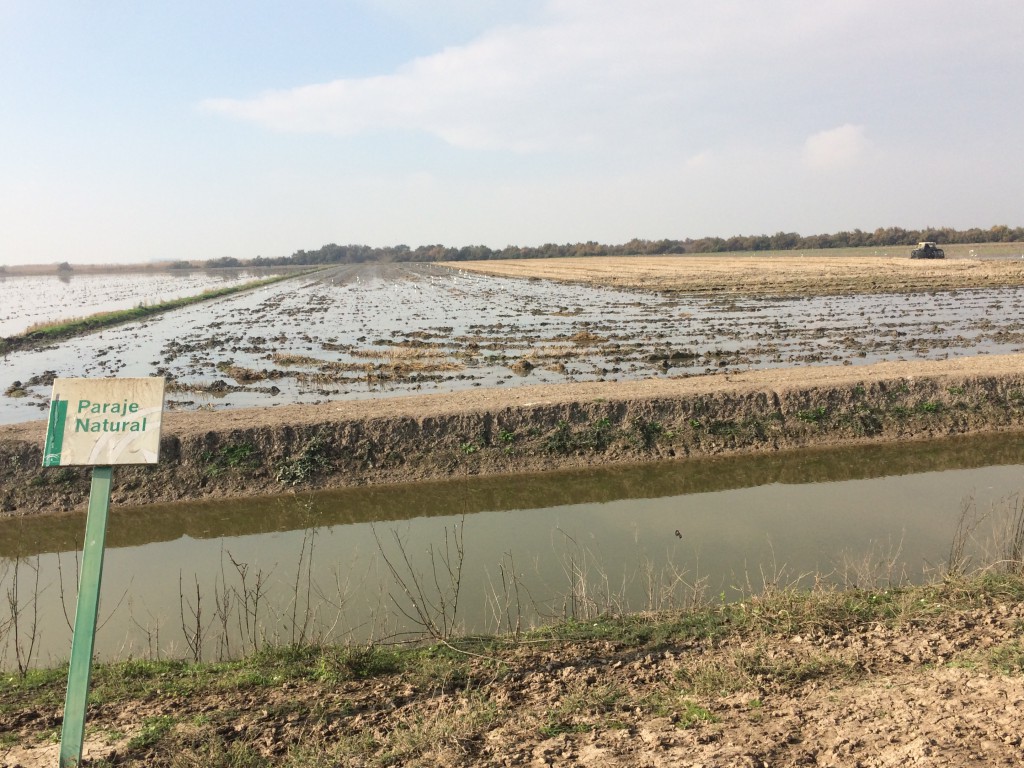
(5, 260, 1024, 670)
(0, 269, 284, 338)
(2, 432, 1023, 669)
(4, 262, 1024, 424)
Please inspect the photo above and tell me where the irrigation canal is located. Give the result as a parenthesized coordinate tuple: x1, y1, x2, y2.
(2, 431, 1023, 669)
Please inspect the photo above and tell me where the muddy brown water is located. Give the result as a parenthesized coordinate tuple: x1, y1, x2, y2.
(2, 431, 1022, 670)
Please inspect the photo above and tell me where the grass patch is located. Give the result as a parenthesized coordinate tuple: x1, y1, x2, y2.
(539, 680, 624, 737)
(676, 699, 717, 729)
(545, 417, 616, 454)
(5, 573, 1024, 766)
(637, 690, 717, 728)
(127, 715, 177, 750)
(988, 642, 1024, 674)
(200, 441, 259, 476)
(796, 406, 828, 424)
(537, 611, 734, 648)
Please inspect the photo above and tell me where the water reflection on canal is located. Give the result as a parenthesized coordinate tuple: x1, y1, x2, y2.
(3, 432, 1023, 669)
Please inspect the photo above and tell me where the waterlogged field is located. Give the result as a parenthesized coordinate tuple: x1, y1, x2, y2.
(4, 260, 1024, 423)
(0, 268, 287, 337)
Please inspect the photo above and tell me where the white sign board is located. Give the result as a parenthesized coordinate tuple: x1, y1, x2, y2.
(43, 378, 165, 466)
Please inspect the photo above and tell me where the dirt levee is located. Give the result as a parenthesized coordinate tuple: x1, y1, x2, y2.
(4, 354, 1024, 516)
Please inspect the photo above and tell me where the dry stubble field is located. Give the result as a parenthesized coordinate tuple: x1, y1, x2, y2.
(446, 251, 1024, 297)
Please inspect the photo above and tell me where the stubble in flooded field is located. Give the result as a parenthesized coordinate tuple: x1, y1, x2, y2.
(4, 260, 1024, 423)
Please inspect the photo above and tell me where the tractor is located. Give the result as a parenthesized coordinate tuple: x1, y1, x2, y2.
(910, 241, 945, 259)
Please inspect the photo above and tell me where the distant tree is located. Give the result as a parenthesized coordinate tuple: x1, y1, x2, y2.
(206, 256, 242, 268)
(245, 223, 1022, 271)
(56, 261, 73, 273)
(166, 260, 194, 270)
(989, 225, 1012, 242)
(769, 231, 800, 250)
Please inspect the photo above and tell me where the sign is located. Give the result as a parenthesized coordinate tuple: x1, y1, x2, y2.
(44, 378, 165, 766)
(43, 377, 165, 466)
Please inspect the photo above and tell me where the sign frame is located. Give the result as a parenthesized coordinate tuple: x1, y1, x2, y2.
(43, 377, 165, 467)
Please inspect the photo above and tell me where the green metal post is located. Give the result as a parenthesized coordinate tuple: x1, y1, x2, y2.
(59, 466, 114, 768)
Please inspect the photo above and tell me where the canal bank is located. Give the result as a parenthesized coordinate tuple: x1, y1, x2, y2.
(4, 354, 1024, 517)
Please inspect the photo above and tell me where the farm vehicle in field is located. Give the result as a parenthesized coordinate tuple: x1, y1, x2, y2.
(910, 242, 945, 259)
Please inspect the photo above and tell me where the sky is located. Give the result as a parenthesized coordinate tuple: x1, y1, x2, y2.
(1, 0, 1022, 266)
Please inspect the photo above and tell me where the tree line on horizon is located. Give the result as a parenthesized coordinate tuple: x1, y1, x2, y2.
(191, 224, 1024, 269)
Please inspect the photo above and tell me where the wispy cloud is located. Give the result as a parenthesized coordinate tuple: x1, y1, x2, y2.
(201, 1, 879, 154)
(802, 125, 869, 171)
(202, 0, 1023, 173)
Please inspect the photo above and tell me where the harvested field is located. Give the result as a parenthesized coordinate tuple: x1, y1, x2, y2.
(447, 253, 1024, 296)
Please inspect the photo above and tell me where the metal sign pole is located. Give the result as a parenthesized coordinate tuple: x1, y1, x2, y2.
(58, 465, 114, 768)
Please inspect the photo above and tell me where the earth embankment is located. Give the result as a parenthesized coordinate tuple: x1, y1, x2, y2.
(4, 355, 1024, 517)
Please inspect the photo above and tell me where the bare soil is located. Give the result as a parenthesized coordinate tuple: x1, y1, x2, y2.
(3, 581, 1024, 767)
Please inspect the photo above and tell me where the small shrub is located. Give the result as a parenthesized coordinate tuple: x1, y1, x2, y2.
(743, 417, 767, 440)
(201, 441, 258, 477)
(797, 407, 827, 424)
(545, 417, 616, 454)
(708, 419, 738, 437)
(497, 429, 516, 454)
(854, 409, 883, 436)
(276, 434, 333, 485)
(631, 418, 664, 449)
